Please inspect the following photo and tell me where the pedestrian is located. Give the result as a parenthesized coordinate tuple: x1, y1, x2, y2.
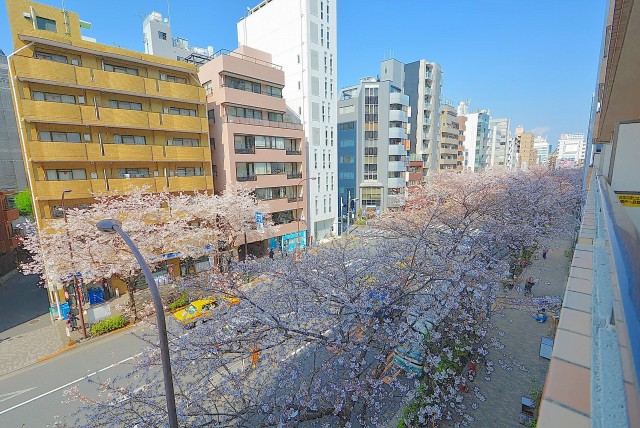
(542, 248, 548, 260)
(269, 248, 274, 259)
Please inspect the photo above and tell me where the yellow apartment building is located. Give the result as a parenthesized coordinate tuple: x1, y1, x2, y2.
(439, 104, 461, 171)
(6, 0, 213, 309)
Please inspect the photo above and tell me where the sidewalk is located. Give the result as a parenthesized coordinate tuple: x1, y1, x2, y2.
(444, 233, 575, 427)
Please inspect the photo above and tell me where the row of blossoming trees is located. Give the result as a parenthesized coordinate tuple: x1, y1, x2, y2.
(20, 185, 266, 321)
(43, 168, 580, 427)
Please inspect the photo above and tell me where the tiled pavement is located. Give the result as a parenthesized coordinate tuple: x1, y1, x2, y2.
(444, 233, 576, 427)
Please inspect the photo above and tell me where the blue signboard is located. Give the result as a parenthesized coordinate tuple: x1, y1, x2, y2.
(256, 212, 264, 223)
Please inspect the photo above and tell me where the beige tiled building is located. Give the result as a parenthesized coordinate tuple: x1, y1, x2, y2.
(6, 0, 213, 230)
(199, 46, 306, 257)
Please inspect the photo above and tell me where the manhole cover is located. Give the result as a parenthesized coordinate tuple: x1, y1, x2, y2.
(28, 319, 41, 325)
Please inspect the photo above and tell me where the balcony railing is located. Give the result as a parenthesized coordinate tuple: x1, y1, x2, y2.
(286, 150, 302, 155)
(224, 115, 303, 130)
(288, 196, 302, 203)
(236, 175, 257, 182)
(213, 49, 283, 70)
(287, 172, 303, 179)
(235, 147, 256, 154)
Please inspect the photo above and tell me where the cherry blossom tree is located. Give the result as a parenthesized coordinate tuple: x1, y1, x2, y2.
(20, 186, 268, 321)
(61, 168, 580, 427)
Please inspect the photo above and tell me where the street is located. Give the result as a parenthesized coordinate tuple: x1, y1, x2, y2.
(0, 323, 152, 427)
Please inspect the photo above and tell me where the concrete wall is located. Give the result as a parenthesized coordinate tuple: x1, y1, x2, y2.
(609, 121, 640, 230)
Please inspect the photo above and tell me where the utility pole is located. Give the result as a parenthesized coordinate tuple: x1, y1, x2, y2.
(347, 190, 351, 234)
(339, 196, 343, 236)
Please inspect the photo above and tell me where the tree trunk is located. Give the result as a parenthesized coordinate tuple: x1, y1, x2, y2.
(125, 276, 138, 322)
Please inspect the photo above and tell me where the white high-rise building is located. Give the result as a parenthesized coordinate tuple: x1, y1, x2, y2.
(404, 60, 442, 176)
(533, 136, 550, 166)
(557, 133, 586, 168)
(143, 12, 214, 64)
(238, 0, 338, 243)
(488, 118, 511, 168)
(457, 102, 491, 172)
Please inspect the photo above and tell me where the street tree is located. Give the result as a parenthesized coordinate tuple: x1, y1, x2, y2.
(66, 168, 581, 427)
(20, 186, 267, 321)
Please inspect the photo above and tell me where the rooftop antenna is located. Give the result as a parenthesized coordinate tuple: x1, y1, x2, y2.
(166, 0, 171, 25)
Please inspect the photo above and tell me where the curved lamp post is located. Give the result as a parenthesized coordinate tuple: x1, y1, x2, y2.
(96, 219, 178, 428)
(296, 177, 316, 253)
(62, 189, 87, 338)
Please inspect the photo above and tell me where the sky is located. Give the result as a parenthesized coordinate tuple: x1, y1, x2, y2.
(1, 0, 606, 150)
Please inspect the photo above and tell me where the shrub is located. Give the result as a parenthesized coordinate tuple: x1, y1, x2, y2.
(90, 315, 126, 336)
(168, 291, 189, 310)
(14, 189, 33, 217)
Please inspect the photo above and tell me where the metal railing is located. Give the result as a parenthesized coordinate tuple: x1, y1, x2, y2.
(224, 116, 303, 130)
(236, 176, 257, 182)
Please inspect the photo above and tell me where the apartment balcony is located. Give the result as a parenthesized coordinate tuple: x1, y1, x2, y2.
(255, 173, 295, 187)
(236, 175, 257, 182)
(538, 171, 640, 427)
(163, 146, 209, 162)
(151, 80, 205, 103)
(286, 149, 302, 156)
(107, 177, 158, 194)
(163, 176, 209, 192)
(389, 144, 407, 156)
(387, 177, 406, 188)
(21, 100, 82, 124)
(81, 68, 145, 93)
(29, 141, 88, 162)
(441, 146, 458, 156)
(388, 161, 406, 172)
(34, 179, 94, 200)
(154, 114, 208, 133)
(408, 172, 422, 182)
(80, 105, 150, 128)
(224, 115, 303, 130)
(3, 206, 19, 223)
(265, 197, 298, 213)
(219, 86, 286, 112)
(286, 172, 303, 179)
(389, 92, 409, 106)
(389, 128, 408, 139)
(13, 55, 77, 85)
(389, 109, 408, 122)
(88, 143, 154, 162)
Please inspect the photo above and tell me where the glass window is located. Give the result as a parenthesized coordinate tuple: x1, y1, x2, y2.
(168, 107, 196, 116)
(172, 138, 199, 147)
(268, 112, 283, 122)
(109, 100, 142, 111)
(45, 169, 86, 180)
(39, 131, 81, 143)
(34, 51, 67, 63)
(114, 135, 146, 145)
(158, 31, 167, 40)
(266, 86, 282, 98)
(176, 167, 203, 177)
(203, 81, 213, 95)
(104, 63, 139, 76)
(32, 91, 76, 104)
(36, 16, 57, 32)
(118, 168, 150, 178)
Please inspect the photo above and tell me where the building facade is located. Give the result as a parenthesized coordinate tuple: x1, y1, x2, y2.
(515, 126, 536, 170)
(488, 117, 511, 168)
(533, 135, 550, 166)
(458, 103, 491, 172)
(199, 46, 307, 257)
(143, 11, 214, 64)
(404, 59, 442, 176)
(0, 50, 28, 191)
(337, 59, 410, 215)
(439, 102, 461, 171)
(7, 1, 213, 307)
(238, 0, 338, 244)
(556, 133, 586, 168)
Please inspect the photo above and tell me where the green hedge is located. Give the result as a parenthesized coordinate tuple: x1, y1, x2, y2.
(90, 315, 126, 336)
(168, 291, 189, 310)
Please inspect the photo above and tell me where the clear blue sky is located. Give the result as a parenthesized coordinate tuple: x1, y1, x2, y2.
(1, 0, 606, 149)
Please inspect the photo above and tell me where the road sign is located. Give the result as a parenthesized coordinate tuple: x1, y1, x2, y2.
(615, 192, 640, 207)
(256, 212, 264, 232)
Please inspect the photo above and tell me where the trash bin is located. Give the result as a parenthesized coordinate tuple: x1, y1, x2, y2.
(60, 302, 70, 320)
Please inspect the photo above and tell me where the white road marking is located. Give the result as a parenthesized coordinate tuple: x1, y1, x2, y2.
(0, 388, 37, 403)
(0, 352, 143, 416)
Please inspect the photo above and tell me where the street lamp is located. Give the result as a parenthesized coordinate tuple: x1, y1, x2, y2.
(296, 177, 316, 254)
(61, 189, 87, 339)
(346, 190, 359, 235)
(96, 219, 178, 428)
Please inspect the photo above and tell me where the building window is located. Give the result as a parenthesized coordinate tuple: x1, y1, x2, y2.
(46, 169, 86, 181)
(176, 167, 203, 177)
(32, 91, 76, 104)
(317, 175, 321, 192)
(265, 86, 283, 98)
(224, 76, 261, 93)
(160, 73, 187, 84)
(338, 122, 355, 130)
(170, 138, 199, 147)
(110, 100, 142, 111)
(326, 173, 329, 191)
(227, 106, 262, 119)
(339, 155, 354, 164)
(210, 138, 216, 149)
(212, 165, 218, 177)
(104, 63, 139, 75)
(39, 131, 81, 143)
(158, 31, 167, 40)
(207, 109, 215, 123)
(328, 153, 331, 168)
(315, 198, 318, 215)
(323, 196, 327, 213)
(331, 173, 334, 190)
(114, 135, 146, 145)
(323, 153, 326, 168)
(34, 51, 67, 63)
(268, 112, 284, 122)
(118, 168, 150, 178)
(164, 107, 196, 116)
(36, 16, 57, 32)
(203, 81, 213, 96)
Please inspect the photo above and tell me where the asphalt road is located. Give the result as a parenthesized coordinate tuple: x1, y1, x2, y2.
(0, 323, 154, 427)
(0, 272, 49, 334)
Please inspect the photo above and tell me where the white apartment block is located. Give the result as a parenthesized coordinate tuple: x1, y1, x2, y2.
(557, 133, 586, 168)
(238, 0, 338, 243)
(404, 60, 442, 175)
(143, 12, 214, 64)
(533, 135, 550, 166)
(457, 102, 491, 172)
(488, 118, 511, 168)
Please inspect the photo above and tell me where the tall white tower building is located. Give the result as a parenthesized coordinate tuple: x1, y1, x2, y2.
(557, 133, 586, 168)
(238, 0, 338, 243)
(533, 135, 550, 166)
